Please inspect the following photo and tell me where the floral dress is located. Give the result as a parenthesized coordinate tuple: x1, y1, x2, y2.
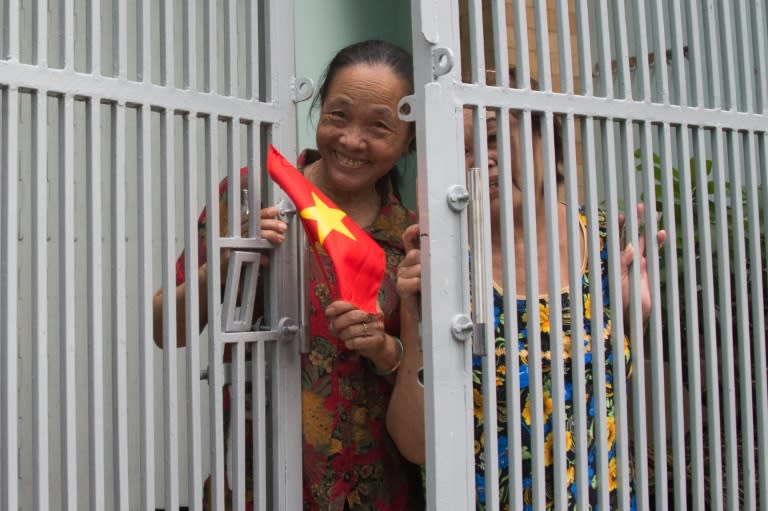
(473, 208, 636, 510)
(300, 185, 424, 511)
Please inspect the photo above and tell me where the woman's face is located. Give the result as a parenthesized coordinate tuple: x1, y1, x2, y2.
(463, 108, 543, 223)
(315, 63, 412, 194)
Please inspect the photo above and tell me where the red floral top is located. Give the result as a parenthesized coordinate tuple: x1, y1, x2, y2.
(301, 183, 423, 511)
(176, 162, 423, 510)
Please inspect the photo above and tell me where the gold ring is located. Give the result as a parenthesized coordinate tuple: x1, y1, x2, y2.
(362, 321, 368, 335)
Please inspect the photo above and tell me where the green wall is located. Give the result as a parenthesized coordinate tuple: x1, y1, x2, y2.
(294, 0, 416, 209)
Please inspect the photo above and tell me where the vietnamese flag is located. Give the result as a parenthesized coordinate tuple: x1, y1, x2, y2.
(267, 144, 385, 313)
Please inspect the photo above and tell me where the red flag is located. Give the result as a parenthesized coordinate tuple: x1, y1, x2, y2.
(267, 144, 385, 313)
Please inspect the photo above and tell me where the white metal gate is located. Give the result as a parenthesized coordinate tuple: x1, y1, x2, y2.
(410, 0, 767, 509)
(1, 1, 302, 510)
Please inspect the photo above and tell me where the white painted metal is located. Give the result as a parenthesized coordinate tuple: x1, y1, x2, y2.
(2, 1, 302, 509)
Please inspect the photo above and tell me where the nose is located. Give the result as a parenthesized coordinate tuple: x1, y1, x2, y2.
(339, 124, 366, 151)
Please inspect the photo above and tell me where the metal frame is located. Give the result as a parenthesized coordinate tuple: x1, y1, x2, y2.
(1, 1, 302, 509)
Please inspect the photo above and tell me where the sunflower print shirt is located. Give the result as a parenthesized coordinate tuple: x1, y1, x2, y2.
(473, 208, 636, 511)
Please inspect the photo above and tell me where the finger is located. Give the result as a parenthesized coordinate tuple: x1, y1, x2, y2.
(621, 242, 635, 269)
(260, 206, 280, 219)
(402, 224, 421, 252)
(324, 300, 358, 322)
(657, 230, 667, 249)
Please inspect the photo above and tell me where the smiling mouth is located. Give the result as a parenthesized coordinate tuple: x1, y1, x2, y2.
(489, 175, 499, 190)
(335, 152, 368, 169)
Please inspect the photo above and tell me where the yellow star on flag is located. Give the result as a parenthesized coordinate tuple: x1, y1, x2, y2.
(300, 192, 356, 244)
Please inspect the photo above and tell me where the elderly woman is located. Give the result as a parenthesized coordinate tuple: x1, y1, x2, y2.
(387, 69, 665, 510)
(153, 39, 424, 511)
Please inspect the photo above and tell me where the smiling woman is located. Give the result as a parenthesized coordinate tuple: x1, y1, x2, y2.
(151, 39, 422, 511)
(295, 39, 423, 511)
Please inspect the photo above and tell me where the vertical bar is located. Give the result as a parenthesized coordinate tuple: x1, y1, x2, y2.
(60, 93, 78, 511)
(247, 125, 266, 511)
(246, 0, 259, 100)
(466, 0, 486, 83)
(717, 2, 738, 112)
(63, 0, 73, 70)
(88, 0, 100, 75)
(87, 97, 105, 511)
(562, 114, 589, 511)
(650, 0, 671, 106)
(493, 104, 524, 511)
(703, 127, 727, 511)
(162, 0, 173, 87)
(232, 343, 246, 511)
(677, 3, 710, 508)
(593, 117, 616, 511)
(713, 128, 740, 511)
(160, 108, 179, 511)
(31, 89, 50, 511)
(582, 117, 608, 511)
(206, 116, 226, 511)
(611, 0, 632, 100)
(137, 103, 156, 510)
(247, 123, 260, 237)
(520, 109, 547, 511)
(226, 0, 237, 97)
(115, 0, 126, 79)
(726, 131, 757, 510)
(185, 0, 197, 90)
(553, 0, 574, 93)
(541, 109, 568, 510)
(229, 117, 245, 511)
(6, 0, 19, 60)
(574, 0, 594, 96)
(659, 122, 689, 511)
(631, 0, 652, 101)
(511, 0, 531, 87)
(752, 0, 768, 114)
(594, 0, 614, 98)
(532, 0, 552, 88)
(228, 120, 242, 236)
(35, 0, 48, 66)
(735, 0, 755, 114)
(756, 134, 768, 511)
(701, 0, 722, 109)
(469, 108, 499, 511)
(637, 120, 666, 511)
(252, 342, 267, 511)
(1, 86, 19, 511)
(112, 102, 130, 511)
(489, 0, 509, 83)
(183, 113, 202, 511)
(139, 0, 150, 83)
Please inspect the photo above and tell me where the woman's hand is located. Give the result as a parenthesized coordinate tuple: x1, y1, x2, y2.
(619, 202, 666, 326)
(396, 224, 422, 319)
(325, 301, 399, 371)
(258, 205, 288, 265)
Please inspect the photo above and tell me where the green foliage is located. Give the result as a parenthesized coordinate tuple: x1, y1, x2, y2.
(634, 148, 767, 339)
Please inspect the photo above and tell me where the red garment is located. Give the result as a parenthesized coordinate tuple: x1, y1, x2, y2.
(299, 182, 422, 511)
(176, 161, 423, 510)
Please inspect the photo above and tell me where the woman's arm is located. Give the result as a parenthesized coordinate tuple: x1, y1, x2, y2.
(151, 262, 211, 348)
(386, 302, 426, 464)
(151, 204, 287, 349)
(386, 223, 426, 464)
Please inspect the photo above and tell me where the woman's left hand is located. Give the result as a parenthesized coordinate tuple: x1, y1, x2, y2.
(325, 301, 394, 368)
(619, 202, 666, 326)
